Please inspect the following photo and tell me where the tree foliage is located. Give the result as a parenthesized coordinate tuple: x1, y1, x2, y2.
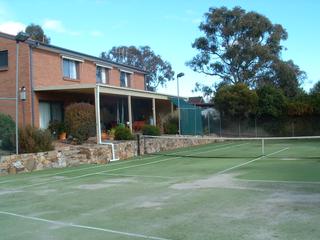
(310, 80, 320, 94)
(214, 83, 258, 119)
(101, 46, 174, 91)
(187, 6, 288, 87)
(25, 23, 50, 44)
(260, 60, 306, 98)
(256, 85, 286, 118)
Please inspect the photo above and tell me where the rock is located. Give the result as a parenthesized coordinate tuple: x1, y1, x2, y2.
(8, 167, 16, 174)
(57, 151, 66, 167)
(24, 157, 36, 172)
(12, 160, 24, 169)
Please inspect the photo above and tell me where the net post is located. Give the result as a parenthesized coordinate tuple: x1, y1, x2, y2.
(136, 133, 141, 156)
(262, 138, 265, 156)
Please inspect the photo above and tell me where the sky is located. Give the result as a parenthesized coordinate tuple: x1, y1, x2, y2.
(0, 0, 319, 97)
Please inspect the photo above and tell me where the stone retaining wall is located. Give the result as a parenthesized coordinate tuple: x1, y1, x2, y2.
(0, 136, 220, 175)
(141, 136, 219, 154)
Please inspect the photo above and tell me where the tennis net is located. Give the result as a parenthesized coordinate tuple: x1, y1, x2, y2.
(140, 135, 320, 159)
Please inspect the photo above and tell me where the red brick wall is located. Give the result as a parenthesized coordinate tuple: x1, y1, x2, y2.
(109, 68, 120, 86)
(0, 35, 147, 128)
(132, 72, 145, 90)
(32, 48, 98, 87)
(0, 37, 31, 126)
(32, 48, 146, 91)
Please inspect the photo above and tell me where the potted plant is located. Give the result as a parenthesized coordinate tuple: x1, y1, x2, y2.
(101, 125, 108, 141)
(48, 120, 60, 139)
(58, 122, 67, 140)
(108, 128, 116, 140)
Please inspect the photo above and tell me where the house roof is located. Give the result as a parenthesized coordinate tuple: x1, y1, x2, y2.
(0, 31, 148, 74)
(188, 96, 204, 105)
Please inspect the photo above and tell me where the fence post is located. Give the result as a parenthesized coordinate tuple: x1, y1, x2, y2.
(291, 122, 295, 137)
(219, 111, 222, 137)
(255, 117, 258, 137)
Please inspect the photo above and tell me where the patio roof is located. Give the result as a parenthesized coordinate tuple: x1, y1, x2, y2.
(34, 84, 173, 100)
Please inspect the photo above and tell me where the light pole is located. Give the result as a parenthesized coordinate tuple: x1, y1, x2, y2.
(15, 32, 29, 154)
(176, 72, 184, 135)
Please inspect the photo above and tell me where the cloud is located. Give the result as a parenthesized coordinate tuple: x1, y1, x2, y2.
(90, 30, 103, 37)
(0, 21, 25, 35)
(43, 19, 65, 32)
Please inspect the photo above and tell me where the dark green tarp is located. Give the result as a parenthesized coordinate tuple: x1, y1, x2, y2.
(170, 97, 203, 135)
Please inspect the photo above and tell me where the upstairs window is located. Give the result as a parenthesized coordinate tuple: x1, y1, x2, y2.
(0, 50, 8, 69)
(63, 58, 80, 79)
(120, 71, 131, 87)
(96, 66, 109, 84)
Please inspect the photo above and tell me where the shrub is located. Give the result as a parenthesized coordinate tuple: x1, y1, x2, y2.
(0, 113, 15, 140)
(65, 103, 96, 144)
(114, 125, 134, 140)
(0, 113, 15, 151)
(163, 113, 179, 134)
(142, 124, 160, 136)
(165, 122, 178, 134)
(19, 125, 54, 153)
(48, 120, 66, 136)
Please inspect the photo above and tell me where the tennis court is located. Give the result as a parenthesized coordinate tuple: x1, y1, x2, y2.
(0, 138, 320, 240)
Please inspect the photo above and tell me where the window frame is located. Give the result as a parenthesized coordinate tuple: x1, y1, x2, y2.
(61, 55, 83, 80)
(120, 70, 132, 88)
(39, 101, 64, 129)
(0, 50, 9, 70)
(96, 66, 110, 84)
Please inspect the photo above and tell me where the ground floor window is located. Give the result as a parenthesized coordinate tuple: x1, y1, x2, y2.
(39, 101, 63, 129)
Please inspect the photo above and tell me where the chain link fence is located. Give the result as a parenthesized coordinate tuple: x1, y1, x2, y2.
(200, 107, 320, 137)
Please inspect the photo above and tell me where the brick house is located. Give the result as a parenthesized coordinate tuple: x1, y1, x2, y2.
(0, 32, 174, 141)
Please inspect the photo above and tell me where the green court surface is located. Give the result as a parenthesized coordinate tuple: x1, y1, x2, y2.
(0, 139, 320, 240)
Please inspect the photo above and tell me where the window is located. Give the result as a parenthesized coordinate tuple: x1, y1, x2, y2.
(0, 50, 8, 69)
(39, 102, 63, 129)
(63, 58, 79, 79)
(120, 71, 131, 87)
(96, 66, 109, 84)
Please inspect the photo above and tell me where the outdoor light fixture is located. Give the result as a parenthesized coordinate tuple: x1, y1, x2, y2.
(15, 31, 29, 154)
(176, 72, 185, 135)
(177, 72, 184, 78)
(20, 86, 26, 101)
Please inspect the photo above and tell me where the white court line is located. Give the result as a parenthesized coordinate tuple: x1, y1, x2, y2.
(0, 141, 235, 185)
(12, 142, 248, 190)
(98, 173, 178, 179)
(238, 179, 320, 185)
(0, 180, 15, 184)
(0, 211, 172, 240)
(216, 147, 289, 175)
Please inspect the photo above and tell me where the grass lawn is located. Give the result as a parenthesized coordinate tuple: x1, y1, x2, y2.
(0, 139, 319, 240)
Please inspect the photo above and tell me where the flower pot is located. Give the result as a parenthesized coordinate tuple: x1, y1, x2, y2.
(101, 131, 108, 141)
(59, 132, 67, 140)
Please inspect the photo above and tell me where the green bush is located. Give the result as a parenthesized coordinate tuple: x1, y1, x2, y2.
(0, 113, 15, 151)
(19, 125, 54, 153)
(163, 114, 179, 134)
(48, 120, 66, 136)
(165, 122, 178, 134)
(142, 124, 160, 136)
(114, 125, 134, 140)
(0, 113, 15, 140)
(65, 103, 96, 144)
